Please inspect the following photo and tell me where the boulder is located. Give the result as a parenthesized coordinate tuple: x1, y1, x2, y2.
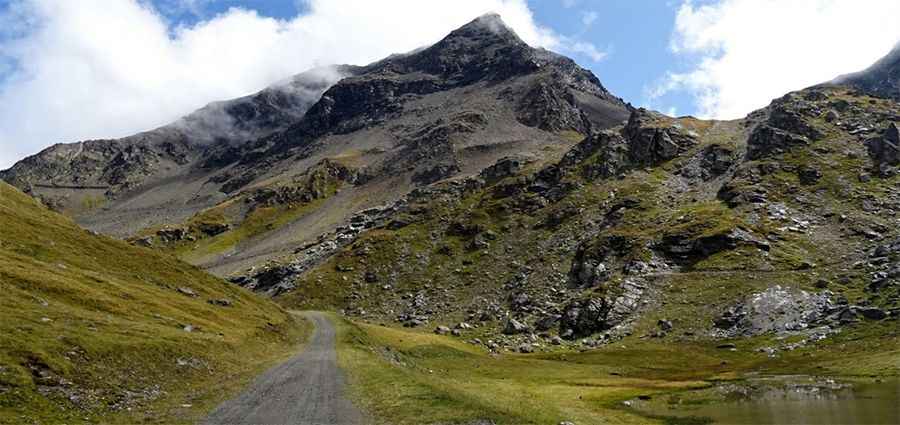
(502, 318, 529, 335)
(364, 271, 379, 283)
(454, 322, 473, 330)
(559, 298, 609, 339)
(157, 227, 188, 243)
(714, 286, 833, 337)
(195, 222, 230, 237)
(797, 167, 822, 185)
(866, 123, 900, 166)
(434, 325, 452, 335)
(857, 307, 887, 321)
(479, 155, 534, 182)
(177, 287, 198, 297)
(657, 319, 673, 332)
(534, 314, 561, 332)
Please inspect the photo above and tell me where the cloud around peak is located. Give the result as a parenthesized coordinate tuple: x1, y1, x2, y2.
(0, 0, 607, 169)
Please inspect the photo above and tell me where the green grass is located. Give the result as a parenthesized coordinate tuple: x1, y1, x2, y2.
(334, 316, 697, 425)
(0, 182, 310, 424)
(333, 314, 898, 425)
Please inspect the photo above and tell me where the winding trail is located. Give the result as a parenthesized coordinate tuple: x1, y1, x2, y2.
(205, 312, 365, 425)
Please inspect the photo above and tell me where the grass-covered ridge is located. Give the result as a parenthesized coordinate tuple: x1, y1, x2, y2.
(0, 182, 308, 424)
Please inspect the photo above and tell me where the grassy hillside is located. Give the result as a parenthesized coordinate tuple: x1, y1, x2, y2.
(0, 182, 308, 424)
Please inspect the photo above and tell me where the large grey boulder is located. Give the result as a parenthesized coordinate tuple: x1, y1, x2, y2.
(714, 286, 833, 337)
(866, 123, 900, 166)
(502, 318, 530, 335)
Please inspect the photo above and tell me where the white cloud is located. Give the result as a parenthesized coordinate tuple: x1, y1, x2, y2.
(581, 10, 598, 27)
(653, 0, 900, 119)
(567, 40, 607, 62)
(0, 0, 606, 169)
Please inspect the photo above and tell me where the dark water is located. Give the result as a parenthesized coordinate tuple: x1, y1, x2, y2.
(631, 376, 900, 424)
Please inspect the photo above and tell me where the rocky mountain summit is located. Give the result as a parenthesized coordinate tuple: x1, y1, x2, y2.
(2, 15, 898, 355)
(2, 14, 628, 276)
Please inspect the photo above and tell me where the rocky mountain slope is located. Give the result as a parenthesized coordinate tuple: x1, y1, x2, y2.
(0, 182, 305, 423)
(2, 15, 898, 361)
(835, 41, 900, 101)
(1, 14, 629, 277)
(256, 47, 900, 356)
(0, 65, 347, 210)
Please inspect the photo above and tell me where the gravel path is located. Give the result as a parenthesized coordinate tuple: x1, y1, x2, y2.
(205, 312, 366, 425)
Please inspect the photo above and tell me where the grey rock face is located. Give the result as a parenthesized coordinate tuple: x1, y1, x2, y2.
(660, 228, 770, 264)
(559, 130, 630, 180)
(866, 122, 900, 166)
(678, 144, 736, 181)
(714, 286, 834, 337)
(624, 108, 698, 165)
(503, 318, 530, 335)
(559, 298, 609, 339)
(747, 94, 824, 160)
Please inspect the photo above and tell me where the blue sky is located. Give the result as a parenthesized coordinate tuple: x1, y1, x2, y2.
(1, 0, 899, 168)
(529, 0, 688, 114)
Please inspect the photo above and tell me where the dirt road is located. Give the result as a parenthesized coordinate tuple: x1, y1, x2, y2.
(205, 312, 365, 425)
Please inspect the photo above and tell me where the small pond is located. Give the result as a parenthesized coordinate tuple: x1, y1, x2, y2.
(629, 375, 899, 424)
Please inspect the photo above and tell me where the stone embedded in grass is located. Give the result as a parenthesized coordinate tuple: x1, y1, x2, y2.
(657, 319, 673, 331)
(207, 298, 233, 307)
(177, 287, 198, 297)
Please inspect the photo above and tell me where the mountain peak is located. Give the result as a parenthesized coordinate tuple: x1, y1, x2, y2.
(833, 41, 900, 101)
(456, 13, 517, 36)
(377, 13, 534, 84)
(443, 13, 524, 47)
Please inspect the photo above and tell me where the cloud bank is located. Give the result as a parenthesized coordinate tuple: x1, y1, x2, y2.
(0, 0, 606, 168)
(651, 0, 900, 119)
